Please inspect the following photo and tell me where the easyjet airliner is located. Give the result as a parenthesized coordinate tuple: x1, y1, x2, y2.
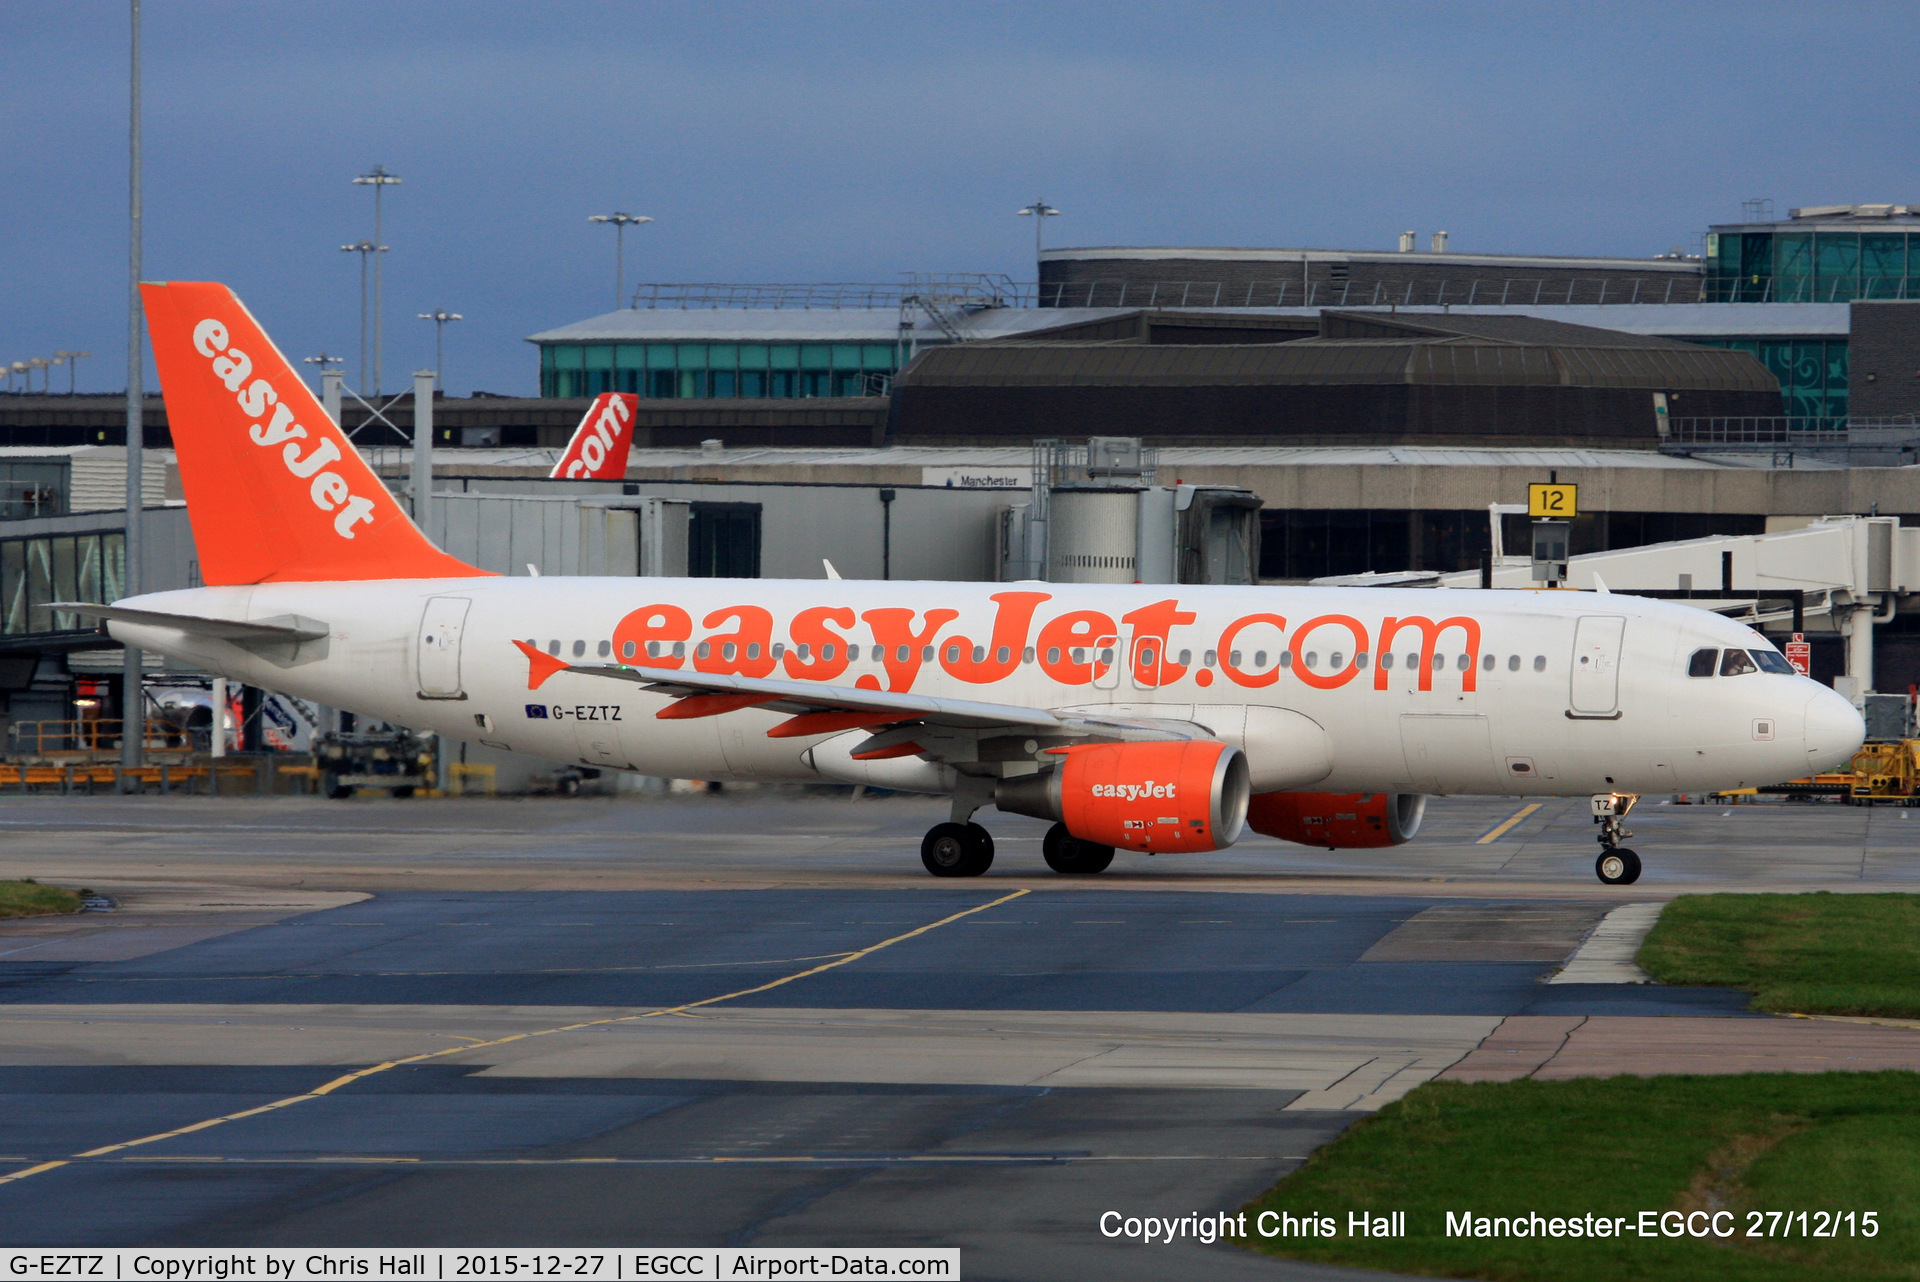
(72, 284, 1864, 885)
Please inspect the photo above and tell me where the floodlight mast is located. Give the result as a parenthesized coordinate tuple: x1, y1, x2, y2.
(588, 212, 653, 309)
(417, 310, 463, 390)
(124, 0, 144, 774)
(339, 239, 383, 392)
(1016, 199, 1060, 262)
(352, 165, 401, 393)
(55, 351, 90, 394)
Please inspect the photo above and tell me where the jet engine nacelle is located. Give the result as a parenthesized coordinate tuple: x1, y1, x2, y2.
(997, 740, 1251, 853)
(1246, 791, 1426, 849)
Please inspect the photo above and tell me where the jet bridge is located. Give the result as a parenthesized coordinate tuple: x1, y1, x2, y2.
(1315, 515, 1918, 704)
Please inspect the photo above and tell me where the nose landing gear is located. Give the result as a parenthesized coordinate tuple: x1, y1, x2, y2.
(1591, 793, 1642, 885)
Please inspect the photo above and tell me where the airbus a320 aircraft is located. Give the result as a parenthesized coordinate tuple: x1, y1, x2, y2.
(75, 283, 1864, 885)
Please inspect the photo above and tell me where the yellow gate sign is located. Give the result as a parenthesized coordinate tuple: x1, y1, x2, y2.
(1528, 483, 1577, 518)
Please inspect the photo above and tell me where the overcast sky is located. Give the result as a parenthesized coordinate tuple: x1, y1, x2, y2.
(5, 1, 1916, 397)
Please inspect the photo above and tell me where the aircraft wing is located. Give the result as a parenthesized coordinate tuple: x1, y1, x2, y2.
(515, 641, 1212, 746)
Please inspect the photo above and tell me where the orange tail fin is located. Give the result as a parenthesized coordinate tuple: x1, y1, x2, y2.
(550, 392, 637, 480)
(141, 281, 488, 585)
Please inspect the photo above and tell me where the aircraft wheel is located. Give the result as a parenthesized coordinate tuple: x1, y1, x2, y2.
(1595, 848, 1642, 885)
(1042, 823, 1115, 875)
(921, 822, 994, 877)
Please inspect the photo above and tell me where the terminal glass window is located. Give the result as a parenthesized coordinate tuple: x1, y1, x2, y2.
(0, 463, 67, 521)
(1707, 228, 1920, 302)
(0, 530, 123, 635)
(1816, 233, 1860, 290)
(540, 341, 902, 398)
(1774, 234, 1812, 294)
(1691, 337, 1847, 421)
(1862, 234, 1908, 298)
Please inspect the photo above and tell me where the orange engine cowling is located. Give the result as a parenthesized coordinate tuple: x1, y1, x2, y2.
(995, 740, 1251, 853)
(1246, 791, 1426, 849)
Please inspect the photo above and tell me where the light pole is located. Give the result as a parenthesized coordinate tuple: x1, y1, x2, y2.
(26, 358, 50, 392)
(55, 351, 89, 394)
(352, 165, 401, 393)
(339, 239, 383, 392)
(417, 311, 462, 390)
(303, 352, 344, 378)
(125, 0, 144, 774)
(1016, 200, 1060, 263)
(587, 211, 652, 309)
(6, 363, 26, 393)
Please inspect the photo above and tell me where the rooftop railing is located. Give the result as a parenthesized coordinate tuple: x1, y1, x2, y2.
(1038, 276, 1709, 308)
(627, 275, 1714, 312)
(1702, 277, 1920, 303)
(1662, 415, 1920, 457)
(630, 275, 1031, 310)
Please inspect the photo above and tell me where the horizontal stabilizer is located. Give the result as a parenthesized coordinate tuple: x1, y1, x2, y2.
(52, 603, 329, 644)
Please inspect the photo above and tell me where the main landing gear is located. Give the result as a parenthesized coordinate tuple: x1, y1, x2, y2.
(1043, 823, 1115, 875)
(1591, 793, 1642, 885)
(921, 822, 994, 877)
(922, 778, 1115, 878)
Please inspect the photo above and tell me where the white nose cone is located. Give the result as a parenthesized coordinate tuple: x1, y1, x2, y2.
(1804, 687, 1866, 774)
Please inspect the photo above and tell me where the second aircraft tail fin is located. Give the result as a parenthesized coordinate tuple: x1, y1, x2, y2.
(550, 392, 638, 480)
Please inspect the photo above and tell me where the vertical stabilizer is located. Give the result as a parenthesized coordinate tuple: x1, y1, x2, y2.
(142, 281, 487, 584)
(550, 392, 638, 480)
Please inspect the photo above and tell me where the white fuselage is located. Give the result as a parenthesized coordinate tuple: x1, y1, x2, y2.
(108, 577, 1863, 800)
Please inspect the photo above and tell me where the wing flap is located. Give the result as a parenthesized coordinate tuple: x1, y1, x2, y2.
(547, 660, 1065, 732)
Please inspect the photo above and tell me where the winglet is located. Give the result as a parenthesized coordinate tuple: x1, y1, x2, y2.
(514, 639, 571, 690)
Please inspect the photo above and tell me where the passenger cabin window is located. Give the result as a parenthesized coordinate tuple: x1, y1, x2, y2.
(1720, 649, 1758, 676)
(1688, 648, 1718, 677)
(1752, 649, 1797, 675)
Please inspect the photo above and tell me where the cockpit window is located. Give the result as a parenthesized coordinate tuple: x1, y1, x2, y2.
(1687, 647, 1718, 678)
(1751, 649, 1798, 675)
(1720, 649, 1758, 676)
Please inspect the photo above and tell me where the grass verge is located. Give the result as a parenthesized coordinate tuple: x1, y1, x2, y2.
(1243, 1073, 1920, 1280)
(1638, 892, 1920, 1018)
(0, 878, 83, 918)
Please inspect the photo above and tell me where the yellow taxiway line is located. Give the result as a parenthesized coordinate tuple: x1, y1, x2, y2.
(1476, 803, 1542, 844)
(0, 888, 1033, 1187)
